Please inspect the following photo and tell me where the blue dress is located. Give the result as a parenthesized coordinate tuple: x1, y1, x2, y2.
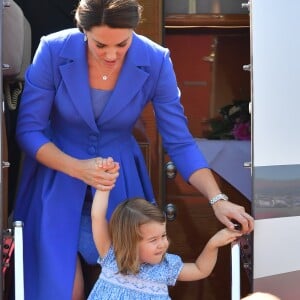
(88, 247, 184, 300)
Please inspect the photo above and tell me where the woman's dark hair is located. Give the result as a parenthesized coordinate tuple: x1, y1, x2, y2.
(75, 0, 143, 32)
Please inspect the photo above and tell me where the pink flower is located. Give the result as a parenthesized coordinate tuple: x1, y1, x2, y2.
(232, 122, 251, 140)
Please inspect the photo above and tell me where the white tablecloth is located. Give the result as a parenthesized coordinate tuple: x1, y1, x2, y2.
(195, 139, 252, 201)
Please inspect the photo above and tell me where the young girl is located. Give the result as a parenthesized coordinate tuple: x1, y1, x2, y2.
(89, 158, 243, 300)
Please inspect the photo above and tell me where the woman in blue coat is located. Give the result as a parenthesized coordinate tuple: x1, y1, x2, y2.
(13, 0, 254, 299)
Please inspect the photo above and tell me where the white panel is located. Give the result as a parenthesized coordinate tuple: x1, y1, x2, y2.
(14, 221, 24, 300)
(252, 0, 300, 167)
(254, 216, 300, 278)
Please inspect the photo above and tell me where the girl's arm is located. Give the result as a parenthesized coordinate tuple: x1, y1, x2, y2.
(91, 158, 119, 258)
(177, 228, 242, 281)
(91, 189, 111, 258)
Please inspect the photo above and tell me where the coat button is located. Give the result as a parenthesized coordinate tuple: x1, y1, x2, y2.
(89, 134, 98, 142)
(87, 146, 96, 155)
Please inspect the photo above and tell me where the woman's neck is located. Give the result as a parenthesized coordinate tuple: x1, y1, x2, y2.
(87, 50, 123, 91)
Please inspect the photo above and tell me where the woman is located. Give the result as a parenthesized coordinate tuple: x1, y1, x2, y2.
(13, 0, 254, 299)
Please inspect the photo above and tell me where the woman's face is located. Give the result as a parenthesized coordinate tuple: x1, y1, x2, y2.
(86, 25, 133, 69)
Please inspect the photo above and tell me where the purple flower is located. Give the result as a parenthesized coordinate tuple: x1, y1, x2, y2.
(232, 121, 251, 140)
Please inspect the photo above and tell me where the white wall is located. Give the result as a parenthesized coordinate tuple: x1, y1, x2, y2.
(252, 0, 300, 167)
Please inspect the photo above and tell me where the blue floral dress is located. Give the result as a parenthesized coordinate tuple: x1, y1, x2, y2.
(87, 247, 184, 300)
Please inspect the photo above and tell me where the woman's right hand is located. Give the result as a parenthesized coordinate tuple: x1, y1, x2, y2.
(75, 156, 120, 191)
(35, 143, 119, 191)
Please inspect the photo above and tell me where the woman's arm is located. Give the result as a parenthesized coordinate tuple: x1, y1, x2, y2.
(189, 168, 254, 234)
(150, 50, 254, 235)
(177, 228, 242, 281)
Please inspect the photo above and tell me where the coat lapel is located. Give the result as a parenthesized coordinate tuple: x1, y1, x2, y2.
(100, 33, 150, 124)
(59, 31, 98, 131)
(100, 63, 149, 124)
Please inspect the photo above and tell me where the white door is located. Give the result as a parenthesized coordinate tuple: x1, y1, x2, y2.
(251, 0, 300, 298)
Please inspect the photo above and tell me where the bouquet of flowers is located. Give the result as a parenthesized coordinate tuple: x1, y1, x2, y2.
(204, 99, 251, 140)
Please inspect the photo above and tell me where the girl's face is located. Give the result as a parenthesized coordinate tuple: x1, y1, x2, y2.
(138, 221, 169, 265)
(86, 25, 133, 69)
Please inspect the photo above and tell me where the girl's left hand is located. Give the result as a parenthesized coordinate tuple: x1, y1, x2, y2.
(209, 228, 243, 248)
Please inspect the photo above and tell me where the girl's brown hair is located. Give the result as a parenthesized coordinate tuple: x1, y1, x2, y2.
(109, 198, 166, 275)
(75, 0, 143, 32)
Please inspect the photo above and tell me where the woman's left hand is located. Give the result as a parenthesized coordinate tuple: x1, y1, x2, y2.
(212, 200, 254, 234)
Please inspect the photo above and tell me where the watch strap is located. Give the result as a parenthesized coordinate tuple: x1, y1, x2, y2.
(209, 193, 229, 205)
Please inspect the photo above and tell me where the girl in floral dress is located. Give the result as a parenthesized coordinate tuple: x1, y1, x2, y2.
(88, 158, 242, 300)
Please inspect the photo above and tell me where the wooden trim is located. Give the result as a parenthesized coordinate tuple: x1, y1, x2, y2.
(165, 13, 249, 28)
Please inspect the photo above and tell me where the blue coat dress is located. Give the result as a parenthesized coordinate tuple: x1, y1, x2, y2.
(13, 28, 208, 300)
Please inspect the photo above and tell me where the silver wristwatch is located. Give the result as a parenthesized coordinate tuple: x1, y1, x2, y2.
(209, 193, 229, 205)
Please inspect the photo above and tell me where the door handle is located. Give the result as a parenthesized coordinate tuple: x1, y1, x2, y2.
(164, 203, 177, 221)
(165, 161, 177, 179)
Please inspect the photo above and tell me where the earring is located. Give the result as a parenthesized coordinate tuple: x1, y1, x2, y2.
(84, 34, 87, 42)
